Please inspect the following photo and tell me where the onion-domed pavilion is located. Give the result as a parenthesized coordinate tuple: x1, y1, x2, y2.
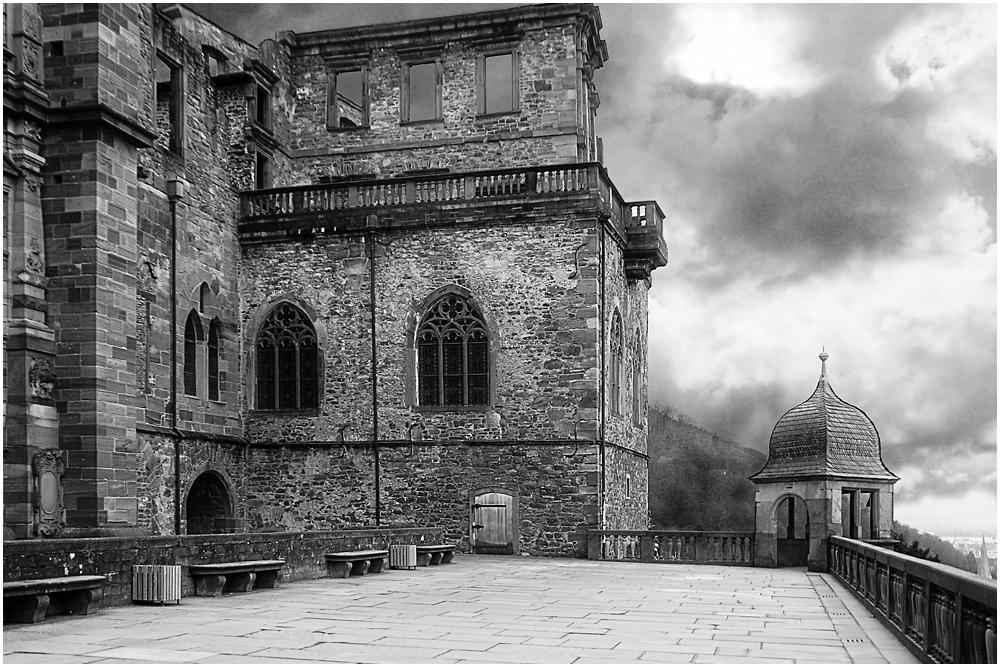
(750, 351, 897, 570)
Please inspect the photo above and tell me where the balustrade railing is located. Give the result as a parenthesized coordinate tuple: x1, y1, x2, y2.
(239, 162, 646, 239)
(829, 535, 997, 664)
(587, 530, 754, 566)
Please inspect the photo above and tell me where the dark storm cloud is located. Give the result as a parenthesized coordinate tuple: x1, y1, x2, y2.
(597, 6, 983, 283)
(187, 3, 518, 46)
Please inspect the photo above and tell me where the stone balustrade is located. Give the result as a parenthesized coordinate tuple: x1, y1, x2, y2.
(238, 162, 660, 244)
(829, 535, 997, 664)
(587, 530, 754, 566)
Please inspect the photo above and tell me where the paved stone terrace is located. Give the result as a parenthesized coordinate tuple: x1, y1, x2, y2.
(3, 555, 917, 664)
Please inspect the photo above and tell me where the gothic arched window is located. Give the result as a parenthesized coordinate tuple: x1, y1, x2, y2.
(184, 311, 202, 396)
(208, 318, 221, 402)
(255, 303, 318, 411)
(417, 294, 489, 407)
(609, 311, 623, 415)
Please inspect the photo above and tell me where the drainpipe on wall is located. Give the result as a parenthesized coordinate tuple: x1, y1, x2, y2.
(367, 219, 380, 526)
(167, 178, 185, 536)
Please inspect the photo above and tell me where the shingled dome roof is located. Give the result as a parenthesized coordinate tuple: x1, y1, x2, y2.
(751, 352, 897, 482)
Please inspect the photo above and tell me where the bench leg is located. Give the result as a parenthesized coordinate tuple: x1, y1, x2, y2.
(195, 574, 227, 597)
(350, 560, 370, 577)
(65, 587, 102, 615)
(225, 572, 256, 593)
(6, 594, 50, 623)
(368, 557, 386, 574)
(441, 551, 454, 564)
(429, 552, 443, 565)
(416, 553, 431, 567)
(327, 561, 352, 579)
(255, 569, 281, 589)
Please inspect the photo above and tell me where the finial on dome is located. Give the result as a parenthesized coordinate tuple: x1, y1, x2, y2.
(819, 349, 829, 379)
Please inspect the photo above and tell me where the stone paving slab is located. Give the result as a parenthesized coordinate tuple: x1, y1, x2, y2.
(3, 555, 919, 664)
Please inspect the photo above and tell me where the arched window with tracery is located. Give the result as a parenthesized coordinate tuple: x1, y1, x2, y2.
(609, 311, 623, 415)
(417, 294, 489, 407)
(632, 329, 643, 423)
(208, 318, 221, 402)
(184, 311, 202, 396)
(255, 303, 318, 411)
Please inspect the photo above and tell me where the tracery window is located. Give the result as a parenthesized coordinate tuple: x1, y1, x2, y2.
(255, 303, 318, 411)
(417, 295, 489, 407)
(609, 311, 623, 415)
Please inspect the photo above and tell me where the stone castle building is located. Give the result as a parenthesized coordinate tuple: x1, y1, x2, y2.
(3, 3, 667, 556)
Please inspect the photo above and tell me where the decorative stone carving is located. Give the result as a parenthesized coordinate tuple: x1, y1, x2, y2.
(33, 450, 66, 537)
(25, 236, 45, 275)
(23, 120, 42, 142)
(24, 174, 41, 194)
(29, 357, 55, 400)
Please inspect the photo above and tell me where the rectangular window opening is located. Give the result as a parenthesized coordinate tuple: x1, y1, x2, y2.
(483, 53, 514, 114)
(155, 54, 182, 155)
(255, 152, 271, 189)
(328, 69, 365, 129)
(255, 85, 270, 128)
(406, 61, 439, 123)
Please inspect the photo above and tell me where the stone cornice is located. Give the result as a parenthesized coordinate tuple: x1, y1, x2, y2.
(47, 104, 156, 149)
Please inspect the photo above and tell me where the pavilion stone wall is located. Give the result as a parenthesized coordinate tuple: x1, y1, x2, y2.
(288, 22, 583, 181)
(2, 526, 442, 607)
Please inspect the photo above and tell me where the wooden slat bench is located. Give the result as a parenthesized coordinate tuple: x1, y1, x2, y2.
(188, 559, 284, 597)
(416, 544, 457, 566)
(4, 575, 105, 624)
(325, 550, 389, 578)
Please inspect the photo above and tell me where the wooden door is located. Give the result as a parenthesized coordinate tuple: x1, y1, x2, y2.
(471, 491, 516, 554)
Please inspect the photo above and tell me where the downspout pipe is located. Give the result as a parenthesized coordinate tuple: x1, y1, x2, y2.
(367, 219, 380, 526)
(166, 179, 184, 536)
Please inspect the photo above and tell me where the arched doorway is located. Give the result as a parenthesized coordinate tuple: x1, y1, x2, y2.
(775, 495, 809, 567)
(186, 471, 234, 534)
(470, 489, 518, 555)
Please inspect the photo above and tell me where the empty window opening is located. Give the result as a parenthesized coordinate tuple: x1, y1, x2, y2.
(328, 69, 365, 129)
(255, 303, 319, 411)
(482, 52, 515, 114)
(255, 84, 270, 128)
(203, 47, 226, 77)
(405, 62, 439, 122)
(417, 294, 489, 407)
(199, 283, 209, 312)
(49, 41, 64, 57)
(255, 152, 271, 189)
(155, 54, 182, 154)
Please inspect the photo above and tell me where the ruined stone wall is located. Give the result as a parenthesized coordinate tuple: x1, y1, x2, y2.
(287, 23, 585, 182)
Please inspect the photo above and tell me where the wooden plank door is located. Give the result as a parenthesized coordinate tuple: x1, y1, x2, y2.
(472, 491, 515, 554)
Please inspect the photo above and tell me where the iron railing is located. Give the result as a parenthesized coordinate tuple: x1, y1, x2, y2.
(587, 530, 754, 566)
(829, 535, 997, 663)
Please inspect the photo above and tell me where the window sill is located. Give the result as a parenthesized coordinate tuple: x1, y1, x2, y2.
(476, 110, 520, 119)
(249, 409, 321, 417)
(400, 118, 443, 127)
(412, 404, 493, 413)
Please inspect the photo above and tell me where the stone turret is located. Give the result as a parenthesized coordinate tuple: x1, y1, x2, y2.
(751, 351, 897, 571)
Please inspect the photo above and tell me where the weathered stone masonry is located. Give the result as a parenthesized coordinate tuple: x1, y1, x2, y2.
(4, 3, 666, 559)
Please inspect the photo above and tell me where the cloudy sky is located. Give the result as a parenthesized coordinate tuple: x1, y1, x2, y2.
(195, 3, 997, 536)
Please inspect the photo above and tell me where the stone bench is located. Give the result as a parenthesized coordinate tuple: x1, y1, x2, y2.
(3, 575, 105, 624)
(416, 544, 457, 566)
(188, 559, 284, 597)
(325, 550, 389, 578)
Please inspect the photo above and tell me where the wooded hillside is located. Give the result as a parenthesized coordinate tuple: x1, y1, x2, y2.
(647, 405, 766, 531)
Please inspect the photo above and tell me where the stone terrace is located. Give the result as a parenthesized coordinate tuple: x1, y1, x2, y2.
(3, 555, 917, 664)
